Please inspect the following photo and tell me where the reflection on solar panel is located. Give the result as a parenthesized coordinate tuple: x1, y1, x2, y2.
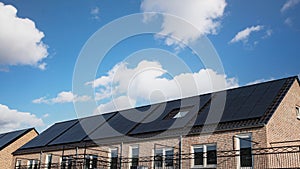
(20, 120, 78, 149)
(48, 113, 115, 145)
(0, 129, 32, 150)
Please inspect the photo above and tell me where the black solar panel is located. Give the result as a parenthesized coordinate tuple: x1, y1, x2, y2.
(130, 95, 207, 134)
(85, 105, 159, 140)
(20, 120, 78, 149)
(48, 113, 115, 145)
(193, 78, 288, 125)
(0, 129, 28, 149)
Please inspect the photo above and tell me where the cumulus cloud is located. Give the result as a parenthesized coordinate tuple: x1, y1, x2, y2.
(0, 2, 48, 69)
(32, 91, 91, 104)
(229, 25, 264, 44)
(281, 0, 300, 13)
(90, 6, 100, 20)
(87, 60, 238, 114)
(0, 104, 44, 133)
(140, 0, 227, 47)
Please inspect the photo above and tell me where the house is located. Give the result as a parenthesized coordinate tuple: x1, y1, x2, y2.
(13, 76, 300, 169)
(0, 128, 38, 169)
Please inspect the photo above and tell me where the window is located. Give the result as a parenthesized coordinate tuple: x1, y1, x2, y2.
(130, 146, 139, 169)
(27, 160, 38, 169)
(163, 106, 193, 120)
(235, 134, 253, 168)
(61, 156, 73, 169)
(296, 107, 300, 120)
(45, 154, 52, 169)
(154, 148, 174, 168)
(154, 149, 163, 168)
(16, 160, 21, 169)
(85, 155, 98, 169)
(192, 144, 217, 168)
(110, 148, 118, 169)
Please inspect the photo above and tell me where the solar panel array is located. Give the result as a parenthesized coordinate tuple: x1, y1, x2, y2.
(17, 77, 294, 150)
(0, 129, 32, 150)
(20, 120, 78, 149)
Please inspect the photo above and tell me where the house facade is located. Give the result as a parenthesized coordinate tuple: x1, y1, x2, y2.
(13, 76, 300, 169)
(0, 128, 38, 169)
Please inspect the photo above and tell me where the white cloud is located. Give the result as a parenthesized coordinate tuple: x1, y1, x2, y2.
(0, 2, 48, 69)
(95, 96, 136, 114)
(32, 91, 91, 104)
(140, 0, 227, 47)
(0, 104, 44, 133)
(42, 113, 49, 118)
(87, 60, 238, 114)
(229, 25, 264, 44)
(246, 78, 275, 86)
(281, 0, 300, 13)
(90, 6, 100, 20)
(284, 17, 293, 26)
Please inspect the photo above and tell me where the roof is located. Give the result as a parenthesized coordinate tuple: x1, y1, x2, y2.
(15, 76, 298, 154)
(0, 128, 37, 151)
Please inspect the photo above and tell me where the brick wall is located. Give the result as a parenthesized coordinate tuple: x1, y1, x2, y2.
(266, 79, 300, 147)
(0, 129, 38, 169)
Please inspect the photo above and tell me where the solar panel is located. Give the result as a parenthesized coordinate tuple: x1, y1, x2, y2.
(0, 129, 28, 149)
(131, 95, 205, 134)
(20, 120, 78, 149)
(85, 105, 157, 140)
(49, 113, 115, 145)
(248, 80, 285, 118)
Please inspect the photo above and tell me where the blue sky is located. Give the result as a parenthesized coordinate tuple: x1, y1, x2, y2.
(0, 0, 299, 133)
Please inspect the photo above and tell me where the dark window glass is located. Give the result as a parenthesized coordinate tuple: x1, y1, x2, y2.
(92, 155, 98, 169)
(33, 160, 38, 169)
(85, 156, 90, 169)
(131, 147, 139, 167)
(240, 137, 252, 167)
(154, 149, 163, 168)
(61, 156, 67, 169)
(110, 149, 118, 169)
(165, 149, 174, 167)
(207, 145, 217, 165)
(194, 147, 203, 165)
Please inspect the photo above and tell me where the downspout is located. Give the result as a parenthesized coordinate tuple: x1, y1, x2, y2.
(179, 135, 182, 169)
(120, 142, 123, 169)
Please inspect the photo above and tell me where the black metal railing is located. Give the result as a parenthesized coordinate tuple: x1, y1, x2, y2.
(15, 145, 300, 169)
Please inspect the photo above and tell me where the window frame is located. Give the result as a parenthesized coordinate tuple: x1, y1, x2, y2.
(45, 154, 52, 169)
(129, 145, 139, 168)
(61, 156, 73, 169)
(110, 147, 119, 169)
(191, 144, 217, 168)
(84, 154, 98, 169)
(27, 159, 38, 169)
(153, 147, 174, 169)
(235, 133, 253, 169)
